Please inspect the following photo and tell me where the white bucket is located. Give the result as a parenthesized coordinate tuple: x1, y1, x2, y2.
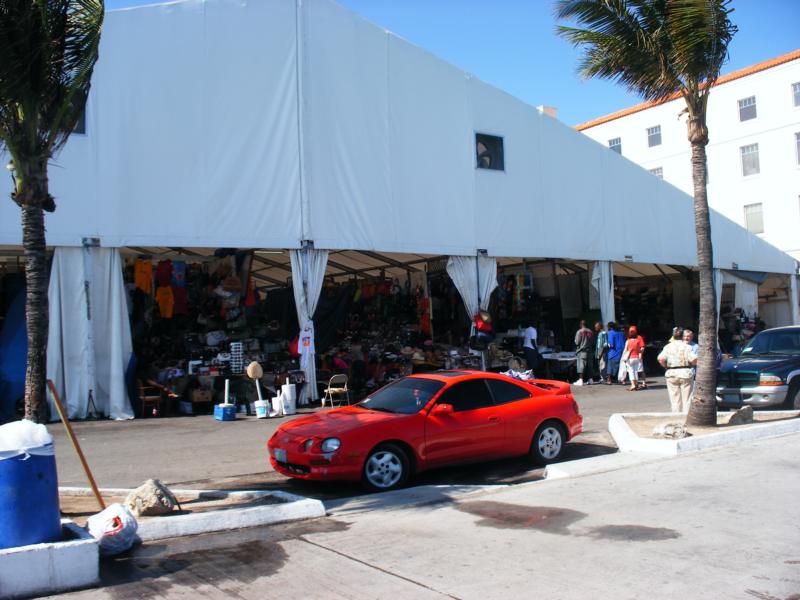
(255, 400, 268, 419)
(281, 383, 297, 415)
(271, 392, 283, 416)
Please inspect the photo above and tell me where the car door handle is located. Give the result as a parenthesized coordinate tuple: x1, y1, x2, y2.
(488, 417, 500, 423)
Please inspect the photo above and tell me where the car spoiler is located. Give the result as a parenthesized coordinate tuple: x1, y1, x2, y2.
(522, 379, 572, 395)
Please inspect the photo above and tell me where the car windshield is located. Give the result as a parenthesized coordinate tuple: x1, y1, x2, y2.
(741, 330, 800, 356)
(357, 378, 445, 414)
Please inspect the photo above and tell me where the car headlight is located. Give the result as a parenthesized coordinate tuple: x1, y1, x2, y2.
(320, 438, 341, 453)
(759, 374, 783, 386)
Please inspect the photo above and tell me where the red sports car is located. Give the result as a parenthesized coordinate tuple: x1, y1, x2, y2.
(267, 370, 582, 491)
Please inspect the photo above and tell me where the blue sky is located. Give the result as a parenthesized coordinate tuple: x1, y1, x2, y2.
(105, 0, 800, 126)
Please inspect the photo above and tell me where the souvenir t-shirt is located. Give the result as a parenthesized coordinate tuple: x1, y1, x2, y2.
(155, 286, 174, 319)
(134, 259, 152, 294)
(171, 261, 186, 287)
(156, 260, 173, 287)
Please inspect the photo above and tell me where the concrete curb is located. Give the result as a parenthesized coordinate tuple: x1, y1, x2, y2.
(544, 451, 662, 480)
(609, 411, 800, 455)
(59, 487, 326, 542)
(0, 520, 99, 599)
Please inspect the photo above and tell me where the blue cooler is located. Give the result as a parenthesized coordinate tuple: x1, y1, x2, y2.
(0, 444, 61, 549)
(214, 404, 236, 421)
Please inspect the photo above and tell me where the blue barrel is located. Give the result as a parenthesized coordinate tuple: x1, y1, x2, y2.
(0, 445, 61, 549)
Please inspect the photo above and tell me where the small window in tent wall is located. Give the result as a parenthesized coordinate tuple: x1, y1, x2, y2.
(475, 133, 504, 171)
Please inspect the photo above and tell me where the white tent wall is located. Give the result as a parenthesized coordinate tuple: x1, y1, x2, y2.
(0, 0, 794, 278)
(47, 247, 134, 420)
(0, 0, 303, 249)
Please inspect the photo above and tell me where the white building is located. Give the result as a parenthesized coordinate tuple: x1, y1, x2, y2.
(578, 50, 800, 261)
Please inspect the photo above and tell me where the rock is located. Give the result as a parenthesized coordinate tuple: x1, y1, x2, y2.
(125, 479, 178, 517)
(652, 423, 691, 439)
(726, 406, 754, 426)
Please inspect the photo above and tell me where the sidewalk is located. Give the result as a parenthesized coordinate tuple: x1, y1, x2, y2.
(51, 432, 800, 599)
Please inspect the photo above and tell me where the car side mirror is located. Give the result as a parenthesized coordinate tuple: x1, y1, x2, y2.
(432, 403, 454, 416)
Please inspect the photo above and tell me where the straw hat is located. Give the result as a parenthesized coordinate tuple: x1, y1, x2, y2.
(412, 351, 425, 361)
(246, 361, 263, 379)
(401, 346, 415, 356)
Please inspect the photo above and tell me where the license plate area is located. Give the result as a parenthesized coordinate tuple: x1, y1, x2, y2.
(273, 448, 287, 462)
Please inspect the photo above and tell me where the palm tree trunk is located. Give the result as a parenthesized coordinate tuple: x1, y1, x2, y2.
(20, 164, 50, 424)
(686, 133, 718, 427)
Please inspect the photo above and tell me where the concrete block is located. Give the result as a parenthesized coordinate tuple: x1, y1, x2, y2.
(609, 411, 800, 455)
(0, 521, 99, 599)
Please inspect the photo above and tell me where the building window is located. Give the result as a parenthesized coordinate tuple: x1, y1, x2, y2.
(649, 167, 663, 179)
(740, 143, 760, 176)
(647, 125, 661, 147)
(796, 132, 800, 165)
(744, 203, 764, 234)
(738, 96, 757, 121)
(475, 133, 504, 171)
(793, 82, 800, 107)
(608, 137, 621, 154)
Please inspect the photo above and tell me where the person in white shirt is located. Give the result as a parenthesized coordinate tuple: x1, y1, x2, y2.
(523, 323, 539, 373)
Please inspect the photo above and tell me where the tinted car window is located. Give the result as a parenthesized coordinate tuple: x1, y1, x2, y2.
(487, 379, 531, 404)
(437, 380, 494, 412)
(742, 330, 800, 356)
(358, 378, 445, 414)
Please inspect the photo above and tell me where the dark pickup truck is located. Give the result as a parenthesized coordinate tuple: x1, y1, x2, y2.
(716, 326, 800, 410)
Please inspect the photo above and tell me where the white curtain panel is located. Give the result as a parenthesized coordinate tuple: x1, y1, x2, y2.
(290, 248, 328, 403)
(591, 260, 615, 327)
(721, 271, 759, 319)
(46, 247, 134, 421)
(446, 255, 498, 319)
(791, 275, 800, 326)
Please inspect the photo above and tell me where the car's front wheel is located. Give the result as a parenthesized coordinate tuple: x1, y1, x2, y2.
(529, 421, 566, 464)
(362, 443, 410, 492)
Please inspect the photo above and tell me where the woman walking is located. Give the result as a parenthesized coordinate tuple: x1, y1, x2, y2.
(623, 326, 645, 391)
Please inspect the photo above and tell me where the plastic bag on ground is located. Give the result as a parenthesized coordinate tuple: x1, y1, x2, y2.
(86, 503, 139, 555)
(0, 419, 53, 457)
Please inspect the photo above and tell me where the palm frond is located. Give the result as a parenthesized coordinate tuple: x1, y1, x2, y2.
(0, 0, 103, 162)
(555, 0, 734, 104)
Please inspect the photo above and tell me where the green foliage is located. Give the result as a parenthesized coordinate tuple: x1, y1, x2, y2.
(555, 0, 736, 110)
(0, 0, 104, 177)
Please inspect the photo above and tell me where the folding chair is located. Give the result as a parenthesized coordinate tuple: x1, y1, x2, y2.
(323, 374, 349, 407)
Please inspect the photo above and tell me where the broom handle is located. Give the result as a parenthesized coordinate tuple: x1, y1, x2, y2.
(47, 379, 106, 510)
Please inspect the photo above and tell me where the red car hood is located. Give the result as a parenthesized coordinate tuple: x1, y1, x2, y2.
(278, 406, 400, 438)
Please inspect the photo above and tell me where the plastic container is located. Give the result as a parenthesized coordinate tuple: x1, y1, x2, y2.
(0, 444, 61, 549)
(254, 400, 269, 419)
(213, 404, 236, 421)
(280, 383, 297, 415)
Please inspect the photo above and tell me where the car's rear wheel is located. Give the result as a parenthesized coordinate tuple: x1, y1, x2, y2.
(529, 421, 566, 465)
(362, 443, 410, 492)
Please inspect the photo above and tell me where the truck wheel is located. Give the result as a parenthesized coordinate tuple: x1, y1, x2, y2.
(784, 382, 799, 410)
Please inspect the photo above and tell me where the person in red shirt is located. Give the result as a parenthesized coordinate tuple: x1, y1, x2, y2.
(623, 326, 645, 391)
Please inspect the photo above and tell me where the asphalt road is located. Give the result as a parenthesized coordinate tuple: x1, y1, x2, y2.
(51, 378, 669, 501)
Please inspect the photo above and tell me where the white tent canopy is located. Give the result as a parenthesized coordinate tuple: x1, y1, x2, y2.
(0, 0, 795, 280)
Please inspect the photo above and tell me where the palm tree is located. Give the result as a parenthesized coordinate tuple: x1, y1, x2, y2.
(556, 0, 736, 426)
(0, 0, 104, 422)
